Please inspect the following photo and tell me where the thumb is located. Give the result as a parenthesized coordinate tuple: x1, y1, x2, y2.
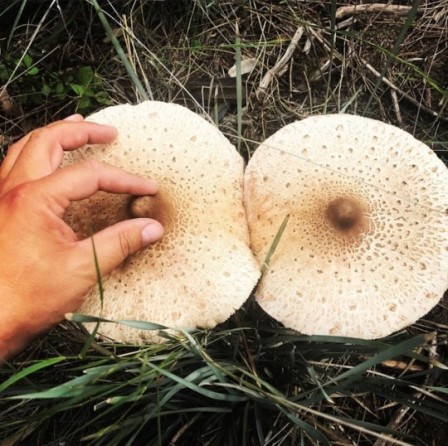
(77, 218, 164, 276)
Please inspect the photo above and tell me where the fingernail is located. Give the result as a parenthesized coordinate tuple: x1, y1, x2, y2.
(103, 124, 118, 132)
(63, 114, 84, 122)
(142, 222, 164, 245)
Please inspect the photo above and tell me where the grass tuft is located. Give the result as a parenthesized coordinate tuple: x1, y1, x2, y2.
(1, 322, 446, 445)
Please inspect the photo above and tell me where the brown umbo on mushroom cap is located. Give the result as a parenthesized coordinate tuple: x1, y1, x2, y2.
(63, 101, 260, 343)
(244, 114, 448, 339)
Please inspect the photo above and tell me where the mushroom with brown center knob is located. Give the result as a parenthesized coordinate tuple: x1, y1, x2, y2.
(63, 101, 260, 343)
(127, 194, 175, 231)
(244, 114, 448, 339)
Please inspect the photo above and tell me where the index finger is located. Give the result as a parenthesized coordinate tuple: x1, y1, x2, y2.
(3, 121, 118, 188)
(35, 160, 158, 215)
(0, 115, 85, 180)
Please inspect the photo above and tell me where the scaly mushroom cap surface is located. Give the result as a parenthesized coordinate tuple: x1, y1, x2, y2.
(63, 101, 260, 343)
(244, 114, 448, 339)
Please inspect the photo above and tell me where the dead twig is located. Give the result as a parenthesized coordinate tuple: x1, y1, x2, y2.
(390, 89, 403, 127)
(335, 4, 417, 20)
(359, 57, 448, 122)
(256, 26, 304, 102)
(169, 413, 201, 445)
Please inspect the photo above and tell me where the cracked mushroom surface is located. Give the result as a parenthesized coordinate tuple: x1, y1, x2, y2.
(244, 114, 448, 339)
(63, 101, 260, 343)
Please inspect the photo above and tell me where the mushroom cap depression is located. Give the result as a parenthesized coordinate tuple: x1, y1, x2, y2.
(244, 114, 448, 339)
(64, 101, 260, 343)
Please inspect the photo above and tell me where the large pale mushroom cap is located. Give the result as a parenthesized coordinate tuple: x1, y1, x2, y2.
(244, 114, 448, 339)
(64, 101, 260, 343)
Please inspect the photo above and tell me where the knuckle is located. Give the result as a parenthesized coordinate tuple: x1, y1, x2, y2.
(81, 159, 102, 172)
(28, 127, 50, 142)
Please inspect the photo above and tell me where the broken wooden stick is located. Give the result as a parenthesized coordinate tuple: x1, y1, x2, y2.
(256, 26, 304, 102)
(336, 4, 416, 20)
(359, 57, 447, 122)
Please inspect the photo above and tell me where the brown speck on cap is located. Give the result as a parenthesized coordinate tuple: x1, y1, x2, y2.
(63, 101, 260, 343)
(244, 114, 448, 339)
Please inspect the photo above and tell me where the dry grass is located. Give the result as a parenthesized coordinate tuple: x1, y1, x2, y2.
(2, 1, 447, 152)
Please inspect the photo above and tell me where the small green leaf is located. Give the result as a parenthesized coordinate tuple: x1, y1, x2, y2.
(41, 83, 51, 96)
(76, 66, 94, 86)
(70, 83, 85, 96)
(83, 87, 96, 97)
(55, 82, 65, 95)
(191, 38, 202, 52)
(0, 64, 10, 81)
(22, 53, 33, 68)
(26, 66, 39, 76)
(77, 95, 91, 109)
(95, 90, 110, 104)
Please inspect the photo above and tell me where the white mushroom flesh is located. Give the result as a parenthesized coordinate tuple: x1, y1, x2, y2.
(64, 101, 260, 343)
(244, 114, 448, 339)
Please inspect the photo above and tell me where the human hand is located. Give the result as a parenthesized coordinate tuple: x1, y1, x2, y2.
(0, 115, 164, 360)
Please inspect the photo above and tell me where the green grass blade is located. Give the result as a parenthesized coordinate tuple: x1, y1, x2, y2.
(427, 386, 448, 394)
(146, 361, 247, 402)
(7, 0, 28, 50)
(69, 313, 168, 331)
(326, 334, 430, 386)
(261, 214, 289, 275)
(0, 357, 65, 393)
(90, 0, 149, 100)
(79, 235, 103, 356)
